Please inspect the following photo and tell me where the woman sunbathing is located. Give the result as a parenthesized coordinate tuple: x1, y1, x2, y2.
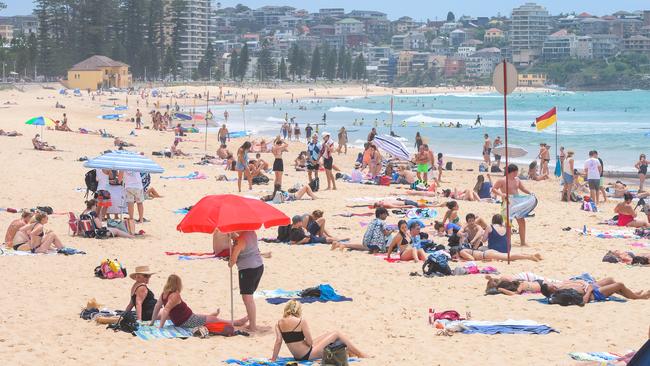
(449, 246, 542, 262)
(441, 188, 480, 201)
(528, 161, 549, 181)
(385, 220, 427, 262)
(485, 273, 559, 295)
(150, 274, 247, 329)
(372, 198, 421, 209)
(270, 300, 368, 362)
(19, 212, 64, 253)
(305, 210, 346, 244)
(0, 129, 21, 136)
(541, 277, 650, 303)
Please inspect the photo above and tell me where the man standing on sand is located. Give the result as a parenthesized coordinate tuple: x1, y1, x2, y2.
(483, 134, 492, 165)
(218, 124, 229, 145)
(368, 127, 377, 142)
(538, 143, 551, 176)
(493, 136, 502, 168)
(307, 134, 321, 183)
(320, 132, 336, 190)
(424, 144, 435, 180)
(223, 110, 229, 122)
(491, 164, 534, 247)
(135, 109, 142, 129)
(415, 145, 429, 183)
(584, 150, 603, 204)
(305, 123, 313, 140)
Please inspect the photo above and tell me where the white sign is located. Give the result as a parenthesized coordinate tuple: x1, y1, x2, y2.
(492, 61, 518, 95)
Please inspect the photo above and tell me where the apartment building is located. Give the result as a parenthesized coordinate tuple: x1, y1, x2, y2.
(177, 0, 212, 75)
(510, 2, 550, 66)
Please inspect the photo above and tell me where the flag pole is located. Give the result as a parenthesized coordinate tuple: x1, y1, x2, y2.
(205, 91, 209, 153)
(502, 60, 511, 265)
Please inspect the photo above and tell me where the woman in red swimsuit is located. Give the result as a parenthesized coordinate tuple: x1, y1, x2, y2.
(614, 192, 649, 227)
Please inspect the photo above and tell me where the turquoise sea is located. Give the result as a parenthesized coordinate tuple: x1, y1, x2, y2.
(200, 90, 650, 172)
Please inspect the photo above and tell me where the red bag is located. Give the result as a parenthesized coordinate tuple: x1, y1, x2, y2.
(379, 175, 391, 186)
(433, 310, 462, 321)
(205, 322, 234, 336)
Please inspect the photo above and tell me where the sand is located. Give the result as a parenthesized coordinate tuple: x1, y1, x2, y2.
(0, 83, 647, 366)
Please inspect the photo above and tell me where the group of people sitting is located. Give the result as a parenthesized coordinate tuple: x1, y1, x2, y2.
(4, 211, 64, 253)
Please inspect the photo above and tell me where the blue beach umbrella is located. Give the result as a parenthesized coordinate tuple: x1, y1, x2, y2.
(372, 135, 410, 161)
(83, 150, 164, 173)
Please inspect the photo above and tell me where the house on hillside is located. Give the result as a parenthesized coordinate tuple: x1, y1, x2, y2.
(63, 55, 131, 90)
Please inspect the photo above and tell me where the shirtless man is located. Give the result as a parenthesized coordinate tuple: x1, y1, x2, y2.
(271, 138, 288, 187)
(218, 124, 229, 145)
(538, 143, 551, 176)
(415, 145, 429, 182)
(4, 211, 34, 249)
(542, 277, 650, 304)
(424, 144, 435, 179)
(217, 144, 230, 159)
(483, 134, 492, 165)
(460, 213, 487, 249)
(491, 164, 533, 246)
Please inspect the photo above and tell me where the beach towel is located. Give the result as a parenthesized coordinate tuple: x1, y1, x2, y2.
(579, 228, 639, 239)
(133, 321, 193, 340)
(0, 248, 64, 256)
(224, 357, 358, 365)
(261, 284, 352, 305)
(503, 194, 537, 219)
(359, 221, 398, 230)
(173, 208, 190, 214)
(406, 208, 437, 220)
(334, 212, 374, 217)
(165, 250, 229, 260)
(255, 289, 301, 299)
(569, 352, 622, 362)
(160, 172, 207, 180)
(460, 320, 557, 335)
(530, 296, 627, 304)
(630, 242, 650, 248)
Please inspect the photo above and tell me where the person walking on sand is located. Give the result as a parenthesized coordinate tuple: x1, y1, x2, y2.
(584, 150, 603, 204)
(483, 134, 492, 165)
(305, 123, 313, 140)
(320, 132, 336, 190)
(135, 109, 142, 129)
(337, 127, 348, 155)
(236, 141, 253, 192)
(367, 127, 377, 142)
(307, 134, 321, 183)
(223, 110, 229, 122)
(562, 151, 575, 202)
(272, 138, 288, 188)
(538, 143, 551, 177)
(229, 231, 265, 332)
(636, 154, 648, 192)
(491, 164, 534, 246)
(218, 124, 229, 145)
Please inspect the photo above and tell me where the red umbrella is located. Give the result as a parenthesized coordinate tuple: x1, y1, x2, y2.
(177, 194, 290, 233)
(176, 194, 289, 327)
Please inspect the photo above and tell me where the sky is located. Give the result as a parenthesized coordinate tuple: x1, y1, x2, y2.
(2, 0, 648, 20)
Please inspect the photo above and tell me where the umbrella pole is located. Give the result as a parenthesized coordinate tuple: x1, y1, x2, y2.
(230, 239, 234, 326)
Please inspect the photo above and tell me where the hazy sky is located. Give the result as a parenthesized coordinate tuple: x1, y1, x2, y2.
(3, 0, 648, 20)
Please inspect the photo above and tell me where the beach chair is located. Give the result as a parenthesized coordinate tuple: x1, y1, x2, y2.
(68, 212, 80, 236)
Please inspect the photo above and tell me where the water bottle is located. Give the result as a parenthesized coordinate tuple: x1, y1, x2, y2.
(583, 225, 587, 235)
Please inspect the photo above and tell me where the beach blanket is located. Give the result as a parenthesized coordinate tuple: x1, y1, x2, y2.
(630, 242, 650, 248)
(160, 172, 207, 180)
(460, 320, 557, 335)
(133, 321, 193, 340)
(0, 248, 82, 256)
(260, 284, 352, 305)
(530, 296, 627, 304)
(579, 228, 639, 239)
(359, 221, 398, 230)
(503, 194, 537, 219)
(165, 250, 228, 260)
(569, 352, 622, 362)
(334, 212, 374, 217)
(406, 208, 437, 220)
(255, 289, 301, 299)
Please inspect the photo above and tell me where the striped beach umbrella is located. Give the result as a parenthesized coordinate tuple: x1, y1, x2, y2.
(372, 135, 410, 161)
(83, 150, 164, 173)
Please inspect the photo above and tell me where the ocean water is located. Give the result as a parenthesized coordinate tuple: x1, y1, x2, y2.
(196, 90, 650, 172)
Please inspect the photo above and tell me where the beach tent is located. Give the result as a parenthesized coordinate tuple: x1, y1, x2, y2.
(372, 135, 410, 161)
(177, 195, 290, 326)
(83, 150, 164, 173)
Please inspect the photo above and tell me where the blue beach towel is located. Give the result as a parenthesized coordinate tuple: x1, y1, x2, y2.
(462, 324, 557, 335)
(530, 296, 627, 304)
(569, 352, 621, 362)
(262, 284, 352, 305)
(134, 321, 193, 340)
(224, 357, 359, 365)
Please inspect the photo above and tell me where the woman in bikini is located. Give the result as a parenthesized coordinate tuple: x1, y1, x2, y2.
(272, 138, 288, 187)
(385, 220, 427, 262)
(485, 273, 559, 296)
(305, 210, 344, 244)
(614, 192, 648, 228)
(270, 300, 367, 362)
(541, 277, 650, 303)
(82, 200, 136, 238)
(441, 201, 460, 225)
(450, 246, 542, 262)
(261, 183, 318, 202)
(635, 154, 648, 192)
(124, 266, 157, 321)
(150, 274, 248, 329)
(20, 212, 64, 253)
(236, 141, 253, 192)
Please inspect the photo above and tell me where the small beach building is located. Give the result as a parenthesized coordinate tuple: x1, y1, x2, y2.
(64, 55, 131, 90)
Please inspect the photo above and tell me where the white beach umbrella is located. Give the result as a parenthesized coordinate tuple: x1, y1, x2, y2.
(372, 135, 410, 161)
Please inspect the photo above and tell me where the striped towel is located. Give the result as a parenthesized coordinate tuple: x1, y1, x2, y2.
(134, 321, 193, 340)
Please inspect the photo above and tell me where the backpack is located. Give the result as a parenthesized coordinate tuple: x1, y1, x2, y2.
(277, 224, 291, 243)
(252, 175, 269, 185)
(422, 253, 452, 276)
(85, 169, 98, 198)
(108, 311, 139, 333)
(322, 340, 349, 366)
(309, 177, 320, 192)
(445, 161, 453, 170)
(94, 259, 127, 279)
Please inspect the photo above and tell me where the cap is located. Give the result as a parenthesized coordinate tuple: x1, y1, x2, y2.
(292, 215, 303, 224)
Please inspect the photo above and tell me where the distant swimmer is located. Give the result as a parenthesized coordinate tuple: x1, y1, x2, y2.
(475, 115, 482, 126)
(390, 131, 400, 138)
(531, 122, 536, 127)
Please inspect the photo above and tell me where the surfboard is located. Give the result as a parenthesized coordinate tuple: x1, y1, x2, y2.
(228, 130, 252, 138)
(99, 114, 123, 120)
(174, 113, 192, 120)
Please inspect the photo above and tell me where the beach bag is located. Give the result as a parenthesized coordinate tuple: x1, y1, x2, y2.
(252, 175, 269, 185)
(422, 253, 452, 276)
(322, 340, 349, 366)
(445, 161, 453, 170)
(84, 169, 98, 198)
(299, 286, 321, 298)
(379, 175, 391, 186)
(433, 310, 462, 321)
(205, 322, 235, 336)
(94, 259, 127, 279)
(582, 201, 597, 212)
(309, 177, 320, 192)
(549, 289, 584, 307)
(479, 164, 487, 172)
(490, 165, 502, 173)
(272, 191, 285, 204)
(108, 311, 138, 333)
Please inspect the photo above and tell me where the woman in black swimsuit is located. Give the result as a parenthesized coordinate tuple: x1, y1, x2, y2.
(270, 300, 368, 362)
(22, 212, 64, 253)
(635, 154, 648, 192)
(272, 138, 288, 187)
(124, 265, 158, 321)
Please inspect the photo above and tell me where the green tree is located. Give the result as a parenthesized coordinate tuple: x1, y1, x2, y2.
(170, 0, 187, 65)
(446, 11, 455, 22)
(337, 45, 346, 79)
(257, 40, 275, 80)
(229, 50, 239, 79)
(310, 46, 321, 79)
(324, 48, 337, 80)
(197, 40, 216, 79)
(162, 46, 177, 79)
(288, 43, 299, 80)
(238, 43, 249, 81)
(278, 57, 287, 80)
(352, 54, 367, 80)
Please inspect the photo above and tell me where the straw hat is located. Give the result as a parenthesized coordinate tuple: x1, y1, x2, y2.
(130, 265, 155, 280)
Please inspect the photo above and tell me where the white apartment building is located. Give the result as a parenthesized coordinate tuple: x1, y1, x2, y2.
(177, 0, 212, 75)
(510, 2, 550, 66)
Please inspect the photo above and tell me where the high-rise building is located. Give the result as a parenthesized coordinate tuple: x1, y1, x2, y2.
(510, 2, 550, 66)
(177, 0, 212, 75)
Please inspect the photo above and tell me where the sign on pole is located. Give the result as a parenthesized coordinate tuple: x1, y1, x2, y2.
(492, 61, 518, 95)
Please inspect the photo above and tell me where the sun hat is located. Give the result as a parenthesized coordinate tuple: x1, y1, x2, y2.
(130, 265, 155, 280)
(322, 132, 330, 138)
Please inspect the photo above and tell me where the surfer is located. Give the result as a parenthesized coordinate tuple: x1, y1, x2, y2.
(474, 115, 482, 126)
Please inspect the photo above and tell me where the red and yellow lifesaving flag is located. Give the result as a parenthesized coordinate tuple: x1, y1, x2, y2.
(536, 107, 557, 131)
